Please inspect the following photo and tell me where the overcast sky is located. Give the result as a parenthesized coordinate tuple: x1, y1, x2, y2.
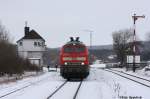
(0, 0, 150, 48)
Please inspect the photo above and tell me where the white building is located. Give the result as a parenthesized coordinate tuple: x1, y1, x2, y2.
(17, 25, 46, 67)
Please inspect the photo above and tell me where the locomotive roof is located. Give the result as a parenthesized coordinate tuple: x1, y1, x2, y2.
(65, 41, 85, 46)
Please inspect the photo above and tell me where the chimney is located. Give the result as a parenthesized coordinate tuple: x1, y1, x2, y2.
(24, 26, 29, 36)
(24, 21, 29, 36)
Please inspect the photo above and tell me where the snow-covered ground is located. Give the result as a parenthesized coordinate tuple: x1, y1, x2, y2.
(0, 72, 41, 84)
(0, 65, 150, 99)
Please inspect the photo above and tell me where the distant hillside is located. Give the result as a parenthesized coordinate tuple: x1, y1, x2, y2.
(47, 44, 113, 50)
(44, 44, 114, 67)
(43, 41, 150, 66)
(88, 44, 113, 50)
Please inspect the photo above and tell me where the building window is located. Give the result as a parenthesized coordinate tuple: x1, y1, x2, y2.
(42, 42, 44, 47)
(19, 42, 23, 46)
(38, 42, 41, 46)
(34, 42, 43, 47)
(34, 42, 37, 46)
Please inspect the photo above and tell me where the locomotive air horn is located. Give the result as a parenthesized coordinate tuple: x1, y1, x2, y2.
(70, 37, 74, 41)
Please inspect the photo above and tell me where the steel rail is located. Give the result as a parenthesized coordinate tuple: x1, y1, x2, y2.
(73, 80, 83, 99)
(47, 80, 83, 99)
(0, 76, 50, 98)
(47, 81, 68, 99)
(0, 85, 30, 98)
(109, 69, 150, 82)
(104, 69, 150, 88)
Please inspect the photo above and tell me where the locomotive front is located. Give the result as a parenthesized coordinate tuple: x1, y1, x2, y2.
(60, 37, 89, 80)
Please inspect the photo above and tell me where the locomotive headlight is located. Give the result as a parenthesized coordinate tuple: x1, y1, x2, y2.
(81, 62, 85, 65)
(64, 62, 68, 65)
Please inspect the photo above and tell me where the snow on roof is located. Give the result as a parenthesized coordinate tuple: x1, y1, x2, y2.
(17, 29, 45, 42)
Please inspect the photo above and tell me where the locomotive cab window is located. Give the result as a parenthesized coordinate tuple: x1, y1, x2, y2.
(75, 46, 85, 52)
(64, 45, 85, 53)
(64, 46, 74, 53)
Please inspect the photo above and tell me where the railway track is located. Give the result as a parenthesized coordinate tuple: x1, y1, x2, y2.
(109, 69, 150, 82)
(73, 80, 83, 99)
(0, 84, 31, 98)
(0, 75, 51, 98)
(47, 80, 83, 99)
(104, 69, 150, 88)
(46, 81, 68, 99)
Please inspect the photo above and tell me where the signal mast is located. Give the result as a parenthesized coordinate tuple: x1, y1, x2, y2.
(132, 13, 145, 72)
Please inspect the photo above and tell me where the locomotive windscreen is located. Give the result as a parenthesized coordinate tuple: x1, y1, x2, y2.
(64, 45, 85, 53)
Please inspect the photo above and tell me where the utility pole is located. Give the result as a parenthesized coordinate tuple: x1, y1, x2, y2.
(90, 31, 92, 49)
(83, 29, 93, 64)
(83, 30, 93, 49)
(132, 13, 145, 72)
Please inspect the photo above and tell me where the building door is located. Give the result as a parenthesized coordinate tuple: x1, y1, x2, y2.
(29, 59, 40, 66)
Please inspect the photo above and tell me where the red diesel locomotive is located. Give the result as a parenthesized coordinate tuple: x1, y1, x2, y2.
(59, 37, 89, 80)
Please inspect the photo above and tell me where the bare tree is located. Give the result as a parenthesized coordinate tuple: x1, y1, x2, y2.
(145, 32, 150, 42)
(0, 22, 9, 42)
(142, 32, 150, 60)
(112, 29, 133, 67)
(0, 22, 40, 76)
